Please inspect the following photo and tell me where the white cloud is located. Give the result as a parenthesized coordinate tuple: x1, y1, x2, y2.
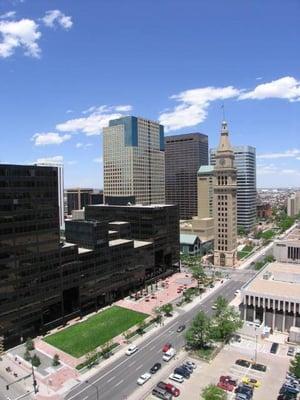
(114, 105, 132, 112)
(56, 105, 131, 136)
(257, 163, 300, 177)
(35, 155, 63, 164)
(76, 142, 92, 149)
(0, 18, 41, 58)
(42, 10, 73, 30)
(0, 11, 16, 19)
(257, 149, 300, 159)
(239, 76, 300, 101)
(93, 157, 103, 164)
(31, 132, 71, 146)
(159, 86, 241, 131)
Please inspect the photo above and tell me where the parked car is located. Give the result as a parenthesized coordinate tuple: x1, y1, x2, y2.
(235, 359, 251, 368)
(217, 381, 234, 392)
(169, 373, 184, 383)
(157, 381, 180, 397)
(137, 372, 151, 385)
(181, 363, 193, 374)
(162, 343, 172, 353)
(163, 347, 176, 362)
(126, 344, 138, 356)
(174, 367, 190, 379)
(235, 384, 253, 397)
(270, 342, 279, 354)
(176, 324, 186, 333)
(152, 386, 173, 400)
(219, 375, 237, 386)
(242, 377, 261, 388)
(251, 362, 267, 372)
(287, 347, 295, 357)
(150, 363, 162, 374)
(185, 360, 197, 369)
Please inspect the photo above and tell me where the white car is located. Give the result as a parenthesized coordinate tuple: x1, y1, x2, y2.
(126, 344, 138, 356)
(185, 360, 197, 369)
(137, 372, 151, 385)
(169, 373, 184, 383)
(235, 290, 241, 296)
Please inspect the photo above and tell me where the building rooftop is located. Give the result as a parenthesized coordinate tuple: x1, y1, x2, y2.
(180, 233, 198, 245)
(198, 165, 214, 174)
(133, 240, 152, 248)
(109, 238, 132, 247)
(243, 262, 300, 301)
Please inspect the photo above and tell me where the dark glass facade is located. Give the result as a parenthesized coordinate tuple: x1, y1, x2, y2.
(165, 133, 208, 220)
(0, 166, 179, 348)
(66, 188, 103, 215)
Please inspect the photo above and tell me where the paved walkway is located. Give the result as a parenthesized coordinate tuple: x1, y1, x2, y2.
(116, 272, 196, 315)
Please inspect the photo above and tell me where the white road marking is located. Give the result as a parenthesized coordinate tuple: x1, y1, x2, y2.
(150, 345, 156, 351)
(135, 364, 144, 371)
(107, 376, 115, 383)
(114, 379, 124, 387)
(128, 361, 136, 367)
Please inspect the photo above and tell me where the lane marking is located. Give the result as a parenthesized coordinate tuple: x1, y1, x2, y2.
(107, 376, 115, 383)
(114, 379, 124, 387)
(128, 361, 136, 367)
(135, 364, 144, 371)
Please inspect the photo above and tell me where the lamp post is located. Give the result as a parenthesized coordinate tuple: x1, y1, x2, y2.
(86, 380, 99, 400)
(254, 319, 260, 364)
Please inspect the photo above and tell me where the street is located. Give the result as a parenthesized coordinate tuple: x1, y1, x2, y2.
(65, 270, 255, 400)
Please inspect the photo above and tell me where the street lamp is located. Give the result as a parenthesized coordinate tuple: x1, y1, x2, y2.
(86, 380, 99, 400)
(254, 318, 260, 364)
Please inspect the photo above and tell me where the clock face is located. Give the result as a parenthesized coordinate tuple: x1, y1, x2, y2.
(219, 158, 226, 166)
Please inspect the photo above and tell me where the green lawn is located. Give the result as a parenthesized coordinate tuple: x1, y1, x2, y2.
(238, 245, 254, 260)
(44, 306, 148, 358)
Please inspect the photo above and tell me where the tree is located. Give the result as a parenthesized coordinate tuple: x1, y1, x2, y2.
(160, 303, 173, 316)
(237, 226, 246, 236)
(31, 354, 41, 367)
(191, 265, 206, 289)
(212, 305, 243, 341)
(290, 353, 300, 379)
(137, 321, 147, 335)
(25, 337, 34, 351)
(214, 296, 228, 317)
(201, 384, 227, 400)
(23, 349, 31, 362)
(153, 307, 163, 325)
(185, 311, 212, 349)
(52, 354, 60, 366)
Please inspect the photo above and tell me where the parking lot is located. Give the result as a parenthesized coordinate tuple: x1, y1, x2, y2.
(139, 337, 291, 400)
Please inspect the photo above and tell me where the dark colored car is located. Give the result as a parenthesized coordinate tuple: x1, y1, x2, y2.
(150, 362, 162, 374)
(181, 364, 193, 374)
(174, 367, 190, 379)
(176, 324, 186, 333)
(235, 384, 253, 398)
(235, 359, 251, 368)
(251, 362, 267, 372)
(270, 342, 279, 354)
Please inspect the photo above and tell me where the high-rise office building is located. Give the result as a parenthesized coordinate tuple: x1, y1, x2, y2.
(36, 161, 65, 230)
(210, 145, 256, 232)
(103, 116, 165, 205)
(0, 164, 179, 348)
(213, 121, 238, 267)
(197, 165, 214, 219)
(66, 188, 103, 215)
(165, 133, 208, 219)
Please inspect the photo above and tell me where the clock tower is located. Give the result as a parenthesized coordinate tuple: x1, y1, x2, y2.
(213, 121, 237, 267)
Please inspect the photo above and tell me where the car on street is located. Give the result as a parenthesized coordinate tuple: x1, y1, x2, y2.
(162, 343, 172, 353)
(169, 373, 184, 383)
(270, 342, 279, 354)
(287, 347, 295, 356)
(235, 359, 251, 368)
(126, 344, 138, 356)
(176, 324, 186, 333)
(235, 289, 241, 296)
(242, 376, 261, 388)
(137, 372, 151, 385)
(150, 363, 162, 374)
(157, 381, 180, 397)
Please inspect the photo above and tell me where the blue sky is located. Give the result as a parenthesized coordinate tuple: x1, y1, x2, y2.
(0, 0, 299, 188)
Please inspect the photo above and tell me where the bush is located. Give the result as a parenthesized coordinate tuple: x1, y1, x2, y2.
(25, 338, 34, 351)
(31, 354, 41, 367)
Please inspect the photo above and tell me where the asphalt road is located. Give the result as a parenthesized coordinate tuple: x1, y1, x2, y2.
(65, 270, 255, 400)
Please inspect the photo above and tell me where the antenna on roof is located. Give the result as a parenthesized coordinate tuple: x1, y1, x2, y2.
(221, 103, 226, 121)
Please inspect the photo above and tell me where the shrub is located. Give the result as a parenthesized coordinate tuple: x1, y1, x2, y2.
(31, 354, 41, 367)
(25, 338, 34, 351)
(52, 354, 60, 366)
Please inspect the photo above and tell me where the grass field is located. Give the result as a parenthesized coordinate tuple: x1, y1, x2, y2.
(238, 245, 254, 260)
(44, 306, 148, 358)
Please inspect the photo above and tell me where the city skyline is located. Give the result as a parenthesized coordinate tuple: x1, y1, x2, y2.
(0, 0, 299, 188)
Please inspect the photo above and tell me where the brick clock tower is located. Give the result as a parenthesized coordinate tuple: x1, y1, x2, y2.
(213, 121, 237, 267)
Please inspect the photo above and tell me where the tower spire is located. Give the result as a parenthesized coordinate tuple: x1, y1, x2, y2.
(218, 119, 232, 152)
